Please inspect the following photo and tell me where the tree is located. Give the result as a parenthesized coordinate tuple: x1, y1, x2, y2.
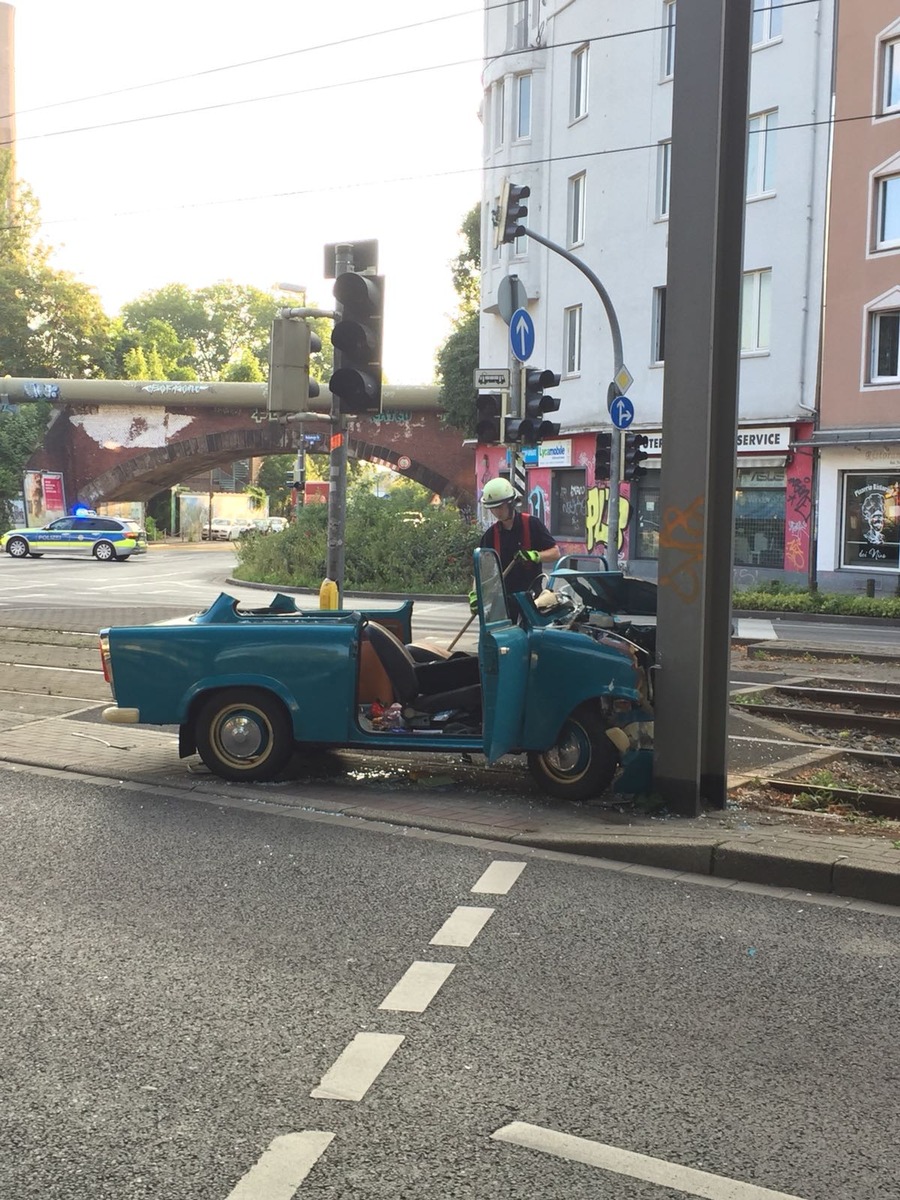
(0, 150, 112, 379)
(121, 282, 269, 379)
(436, 203, 481, 432)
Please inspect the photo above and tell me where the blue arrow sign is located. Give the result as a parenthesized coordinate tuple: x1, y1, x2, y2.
(509, 308, 535, 362)
(610, 395, 635, 430)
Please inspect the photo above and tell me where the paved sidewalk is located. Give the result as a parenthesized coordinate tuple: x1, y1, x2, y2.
(1, 708, 897, 910)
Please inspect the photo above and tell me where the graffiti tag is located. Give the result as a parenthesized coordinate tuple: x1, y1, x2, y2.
(585, 486, 631, 553)
(658, 495, 705, 602)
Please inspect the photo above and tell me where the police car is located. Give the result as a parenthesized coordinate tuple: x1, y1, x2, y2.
(0, 510, 148, 561)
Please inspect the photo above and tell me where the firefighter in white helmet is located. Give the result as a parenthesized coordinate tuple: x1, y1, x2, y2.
(468, 478, 560, 619)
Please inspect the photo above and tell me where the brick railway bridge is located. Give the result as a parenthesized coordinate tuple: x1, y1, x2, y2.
(1, 378, 476, 512)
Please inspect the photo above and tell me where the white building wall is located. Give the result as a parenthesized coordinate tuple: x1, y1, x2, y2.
(480, 0, 834, 437)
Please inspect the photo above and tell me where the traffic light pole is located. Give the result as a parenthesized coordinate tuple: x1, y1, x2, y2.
(518, 227, 626, 561)
(327, 243, 353, 606)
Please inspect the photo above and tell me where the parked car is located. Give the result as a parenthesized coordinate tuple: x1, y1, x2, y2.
(1, 513, 147, 561)
(227, 518, 258, 540)
(201, 518, 248, 541)
(99, 551, 657, 800)
(252, 517, 289, 534)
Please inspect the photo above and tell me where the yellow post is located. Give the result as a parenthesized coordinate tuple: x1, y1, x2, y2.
(319, 577, 339, 610)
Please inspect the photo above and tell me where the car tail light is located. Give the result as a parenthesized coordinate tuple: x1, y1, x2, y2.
(99, 633, 114, 686)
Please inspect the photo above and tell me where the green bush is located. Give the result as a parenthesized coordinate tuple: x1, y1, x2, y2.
(733, 586, 900, 619)
(232, 486, 480, 594)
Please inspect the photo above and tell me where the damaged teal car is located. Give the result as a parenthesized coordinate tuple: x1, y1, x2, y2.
(99, 549, 656, 800)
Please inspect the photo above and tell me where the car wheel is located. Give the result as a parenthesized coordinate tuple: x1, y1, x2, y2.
(6, 537, 29, 558)
(93, 540, 117, 561)
(195, 688, 294, 782)
(527, 704, 620, 802)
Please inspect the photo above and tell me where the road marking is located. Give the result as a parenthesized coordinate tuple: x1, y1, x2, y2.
(471, 860, 526, 894)
(378, 961, 455, 1012)
(225, 1131, 334, 1199)
(491, 1123, 807, 1200)
(310, 1032, 404, 1101)
(430, 905, 495, 947)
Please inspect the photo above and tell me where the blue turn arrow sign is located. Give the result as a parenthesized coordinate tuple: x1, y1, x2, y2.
(610, 394, 635, 430)
(509, 308, 535, 362)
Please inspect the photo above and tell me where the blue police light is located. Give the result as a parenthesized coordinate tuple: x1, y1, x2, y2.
(72, 504, 95, 517)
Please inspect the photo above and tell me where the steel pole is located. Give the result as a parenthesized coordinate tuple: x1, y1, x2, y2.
(518, 227, 625, 560)
(326, 244, 353, 605)
(653, 0, 751, 814)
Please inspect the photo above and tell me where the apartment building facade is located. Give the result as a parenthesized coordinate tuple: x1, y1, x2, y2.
(816, 1, 900, 590)
(479, 0, 834, 580)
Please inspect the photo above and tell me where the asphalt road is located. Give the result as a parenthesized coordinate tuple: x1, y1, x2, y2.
(0, 545, 472, 645)
(2, 768, 898, 1200)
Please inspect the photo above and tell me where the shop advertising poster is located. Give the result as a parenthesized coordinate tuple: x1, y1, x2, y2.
(842, 475, 899, 568)
(24, 472, 66, 525)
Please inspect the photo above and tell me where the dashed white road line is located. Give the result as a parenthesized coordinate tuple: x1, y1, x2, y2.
(310, 1032, 405, 1102)
(491, 1123, 807, 1200)
(430, 905, 495, 947)
(378, 961, 456, 1012)
(471, 860, 526, 895)
(224, 1131, 334, 1199)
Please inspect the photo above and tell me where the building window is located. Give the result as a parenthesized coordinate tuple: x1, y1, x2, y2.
(652, 286, 667, 362)
(662, 1, 676, 79)
(514, 231, 528, 257)
(734, 468, 786, 568)
(741, 268, 772, 353)
(871, 309, 900, 381)
(884, 38, 900, 113)
(550, 469, 587, 540)
(841, 474, 900, 569)
(568, 173, 586, 247)
(564, 305, 583, 375)
(509, 0, 528, 50)
(634, 478, 661, 559)
(515, 73, 532, 140)
(747, 110, 777, 197)
(571, 44, 589, 122)
(657, 139, 671, 218)
(876, 174, 900, 249)
(494, 79, 505, 148)
(752, 0, 782, 47)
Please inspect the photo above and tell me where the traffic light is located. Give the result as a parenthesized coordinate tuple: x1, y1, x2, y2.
(475, 392, 503, 444)
(267, 318, 321, 415)
(624, 432, 650, 481)
(329, 271, 384, 414)
(495, 179, 531, 246)
(505, 368, 561, 445)
(595, 432, 612, 479)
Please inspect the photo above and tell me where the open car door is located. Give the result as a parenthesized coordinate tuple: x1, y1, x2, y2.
(475, 548, 529, 763)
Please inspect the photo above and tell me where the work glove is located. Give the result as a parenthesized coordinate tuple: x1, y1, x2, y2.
(468, 590, 478, 615)
(517, 549, 541, 563)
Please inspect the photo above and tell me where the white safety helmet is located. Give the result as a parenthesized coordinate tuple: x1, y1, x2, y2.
(481, 478, 516, 509)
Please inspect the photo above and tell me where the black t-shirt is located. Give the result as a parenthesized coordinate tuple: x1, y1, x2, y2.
(478, 512, 557, 596)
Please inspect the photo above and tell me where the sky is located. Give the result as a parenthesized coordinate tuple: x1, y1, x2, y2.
(6, 0, 485, 384)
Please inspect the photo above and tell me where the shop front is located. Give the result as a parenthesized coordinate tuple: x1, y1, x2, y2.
(474, 423, 814, 581)
(815, 438, 900, 592)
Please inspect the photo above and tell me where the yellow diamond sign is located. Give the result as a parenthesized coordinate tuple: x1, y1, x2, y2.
(614, 365, 634, 394)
